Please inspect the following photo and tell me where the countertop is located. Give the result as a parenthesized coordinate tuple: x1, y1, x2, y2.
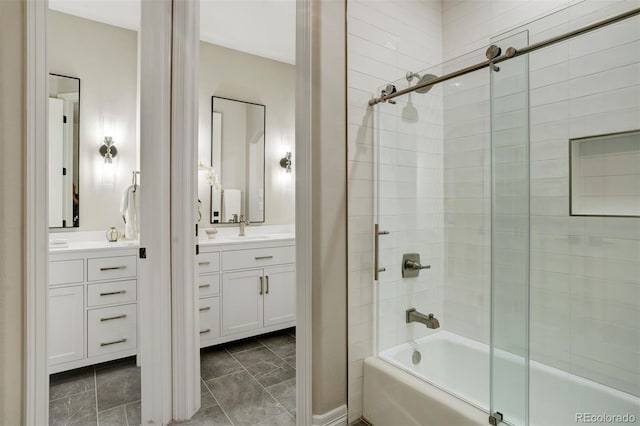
(198, 232, 295, 248)
(48, 232, 295, 254)
(48, 239, 139, 255)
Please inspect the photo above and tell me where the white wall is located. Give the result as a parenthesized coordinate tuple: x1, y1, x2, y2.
(48, 10, 139, 232)
(198, 41, 295, 227)
(346, 1, 444, 421)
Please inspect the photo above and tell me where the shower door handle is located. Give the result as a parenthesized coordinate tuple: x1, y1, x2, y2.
(374, 224, 389, 280)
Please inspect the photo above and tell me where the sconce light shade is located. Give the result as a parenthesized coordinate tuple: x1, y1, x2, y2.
(280, 152, 292, 173)
(99, 136, 118, 163)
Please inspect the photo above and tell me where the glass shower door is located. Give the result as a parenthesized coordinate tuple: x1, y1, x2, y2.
(489, 30, 530, 426)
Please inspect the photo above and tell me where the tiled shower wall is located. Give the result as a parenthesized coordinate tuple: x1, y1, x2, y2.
(442, 0, 640, 398)
(346, 0, 443, 421)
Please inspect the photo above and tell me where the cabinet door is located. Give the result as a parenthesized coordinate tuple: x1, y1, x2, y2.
(222, 269, 263, 336)
(49, 285, 84, 365)
(263, 265, 296, 327)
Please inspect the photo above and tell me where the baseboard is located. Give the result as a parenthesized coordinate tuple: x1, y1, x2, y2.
(312, 405, 348, 426)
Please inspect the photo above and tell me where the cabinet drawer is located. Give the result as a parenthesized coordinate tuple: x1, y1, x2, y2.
(197, 252, 220, 274)
(199, 296, 220, 343)
(87, 256, 137, 282)
(87, 304, 137, 357)
(50, 260, 84, 286)
(198, 274, 220, 298)
(222, 246, 295, 271)
(87, 280, 137, 307)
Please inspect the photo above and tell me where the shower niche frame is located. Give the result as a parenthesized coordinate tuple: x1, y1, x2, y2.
(569, 129, 640, 218)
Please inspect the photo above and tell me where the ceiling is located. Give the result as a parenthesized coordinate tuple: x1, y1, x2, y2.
(49, 0, 296, 64)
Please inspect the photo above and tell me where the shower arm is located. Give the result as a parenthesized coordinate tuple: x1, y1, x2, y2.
(369, 6, 640, 106)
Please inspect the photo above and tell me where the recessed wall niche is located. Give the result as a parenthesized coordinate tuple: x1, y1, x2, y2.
(570, 130, 640, 217)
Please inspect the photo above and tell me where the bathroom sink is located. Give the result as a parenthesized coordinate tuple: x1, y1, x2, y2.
(217, 235, 271, 241)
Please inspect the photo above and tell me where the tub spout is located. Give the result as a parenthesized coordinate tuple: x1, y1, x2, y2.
(406, 308, 440, 329)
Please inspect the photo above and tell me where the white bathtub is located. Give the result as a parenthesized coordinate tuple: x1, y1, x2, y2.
(363, 331, 640, 426)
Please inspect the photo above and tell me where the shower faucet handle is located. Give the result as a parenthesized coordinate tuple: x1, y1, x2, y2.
(402, 253, 430, 278)
(405, 259, 430, 271)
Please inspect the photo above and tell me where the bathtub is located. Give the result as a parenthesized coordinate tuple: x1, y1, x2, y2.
(363, 331, 639, 426)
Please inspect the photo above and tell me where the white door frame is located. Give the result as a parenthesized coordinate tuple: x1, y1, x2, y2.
(24, 0, 176, 423)
(138, 0, 175, 423)
(170, 0, 201, 420)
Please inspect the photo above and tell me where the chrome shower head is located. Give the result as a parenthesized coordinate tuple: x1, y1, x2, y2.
(414, 73, 438, 94)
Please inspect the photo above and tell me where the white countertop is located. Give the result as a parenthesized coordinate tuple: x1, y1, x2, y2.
(49, 225, 295, 254)
(49, 239, 139, 254)
(198, 232, 295, 247)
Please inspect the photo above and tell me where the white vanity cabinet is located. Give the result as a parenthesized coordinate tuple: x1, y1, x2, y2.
(49, 285, 85, 365)
(48, 247, 138, 373)
(197, 237, 296, 348)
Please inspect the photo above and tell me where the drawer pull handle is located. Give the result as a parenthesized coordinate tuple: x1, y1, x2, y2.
(100, 290, 126, 296)
(100, 338, 127, 347)
(259, 276, 264, 295)
(198, 261, 211, 266)
(100, 266, 126, 271)
(265, 275, 270, 294)
(255, 256, 273, 260)
(199, 284, 211, 288)
(200, 329, 211, 334)
(199, 306, 211, 312)
(100, 314, 127, 322)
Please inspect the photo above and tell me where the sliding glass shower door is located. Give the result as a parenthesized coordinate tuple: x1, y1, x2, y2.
(489, 29, 530, 426)
(372, 4, 640, 425)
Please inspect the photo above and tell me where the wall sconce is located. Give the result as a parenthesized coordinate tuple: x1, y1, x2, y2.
(99, 136, 118, 164)
(99, 136, 118, 185)
(280, 152, 292, 173)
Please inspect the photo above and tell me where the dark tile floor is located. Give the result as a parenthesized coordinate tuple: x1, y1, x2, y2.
(177, 328, 296, 426)
(49, 328, 295, 426)
(49, 357, 141, 426)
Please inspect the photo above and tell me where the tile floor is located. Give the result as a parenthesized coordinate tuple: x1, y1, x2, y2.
(49, 357, 141, 426)
(179, 328, 296, 426)
(49, 328, 295, 426)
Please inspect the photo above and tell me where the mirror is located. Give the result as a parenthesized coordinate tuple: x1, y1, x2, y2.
(206, 96, 265, 224)
(49, 74, 80, 228)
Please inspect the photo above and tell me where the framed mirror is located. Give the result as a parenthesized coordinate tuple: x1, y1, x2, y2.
(49, 73, 80, 228)
(206, 96, 266, 224)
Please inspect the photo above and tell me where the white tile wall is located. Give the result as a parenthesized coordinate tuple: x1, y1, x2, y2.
(347, 1, 443, 422)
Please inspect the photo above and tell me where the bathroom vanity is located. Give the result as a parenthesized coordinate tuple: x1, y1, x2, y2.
(47, 230, 295, 372)
(48, 240, 139, 374)
(197, 232, 296, 348)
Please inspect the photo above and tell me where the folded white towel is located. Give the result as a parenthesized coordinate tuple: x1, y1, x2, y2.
(222, 189, 241, 222)
(120, 184, 140, 239)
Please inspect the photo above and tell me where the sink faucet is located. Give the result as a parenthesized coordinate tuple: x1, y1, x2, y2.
(239, 215, 249, 236)
(406, 308, 440, 329)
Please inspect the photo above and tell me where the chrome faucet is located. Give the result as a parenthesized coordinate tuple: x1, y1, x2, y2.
(406, 308, 440, 329)
(238, 215, 249, 237)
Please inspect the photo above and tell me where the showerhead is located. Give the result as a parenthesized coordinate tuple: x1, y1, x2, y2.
(414, 73, 438, 94)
